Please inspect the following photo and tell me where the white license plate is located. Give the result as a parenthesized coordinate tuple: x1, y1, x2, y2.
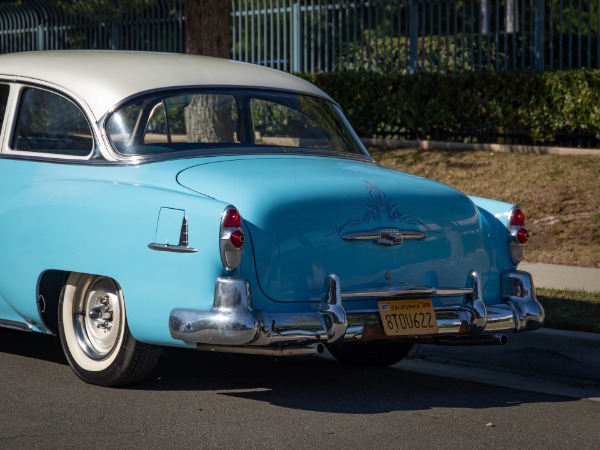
(377, 299, 439, 336)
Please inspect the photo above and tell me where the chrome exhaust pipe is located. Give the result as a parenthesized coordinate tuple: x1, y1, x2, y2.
(196, 343, 325, 356)
(418, 334, 508, 346)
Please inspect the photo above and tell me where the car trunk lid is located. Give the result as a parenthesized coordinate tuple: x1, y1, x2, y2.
(177, 155, 491, 304)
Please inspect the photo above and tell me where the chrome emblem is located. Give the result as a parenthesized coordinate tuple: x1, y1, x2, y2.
(377, 229, 404, 245)
(342, 228, 426, 245)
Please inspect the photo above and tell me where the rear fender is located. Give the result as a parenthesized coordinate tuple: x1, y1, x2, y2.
(469, 196, 517, 230)
(0, 179, 229, 345)
(469, 196, 522, 303)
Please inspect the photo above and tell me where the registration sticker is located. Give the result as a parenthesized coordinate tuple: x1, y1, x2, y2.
(377, 299, 439, 336)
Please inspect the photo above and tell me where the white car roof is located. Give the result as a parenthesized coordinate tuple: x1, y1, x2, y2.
(0, 51, 331, 119)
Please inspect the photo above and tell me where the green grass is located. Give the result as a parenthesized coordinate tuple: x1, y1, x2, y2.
(537, 288, 600, 333)
(370, 147, 600, 333)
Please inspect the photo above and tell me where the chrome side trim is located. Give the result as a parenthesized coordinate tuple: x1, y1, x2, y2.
(147, 243, 198, 253)
(0, 318, 32, 332)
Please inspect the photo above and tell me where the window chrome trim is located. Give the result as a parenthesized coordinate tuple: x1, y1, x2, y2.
(0, 147, 376, 166)
(99, 86, 372, 164)
(4, 83, 100, 161)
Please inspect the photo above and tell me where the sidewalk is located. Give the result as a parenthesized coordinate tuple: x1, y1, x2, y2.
(520, 262, 600, 292)
(409, 262, 600, 390)
(410, 328, 600, 387)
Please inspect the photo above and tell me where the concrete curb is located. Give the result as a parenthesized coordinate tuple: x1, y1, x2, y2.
(409, 328, 600, 386)
(520, 262, 600, 292)
(363, 138, 600, 156)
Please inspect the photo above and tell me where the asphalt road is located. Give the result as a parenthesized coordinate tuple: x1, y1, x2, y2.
(1, 328, 600, 449)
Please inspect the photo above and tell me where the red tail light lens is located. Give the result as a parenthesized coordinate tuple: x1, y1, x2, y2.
(510, 208, 526, 227)
(220, 206, 245, 271)
(223, 208, 242, 228)
(230, 230, 246, 248)
(516, 228, 530, 244)
(508, 206, 528, 264)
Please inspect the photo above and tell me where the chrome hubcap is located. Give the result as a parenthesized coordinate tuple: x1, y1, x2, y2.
(73, 277, 122, 360)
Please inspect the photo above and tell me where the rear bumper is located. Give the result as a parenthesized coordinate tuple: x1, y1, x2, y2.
(169, 270, 544, 347)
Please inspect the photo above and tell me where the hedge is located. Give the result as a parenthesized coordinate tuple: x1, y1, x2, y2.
(300, 70, 600, 146)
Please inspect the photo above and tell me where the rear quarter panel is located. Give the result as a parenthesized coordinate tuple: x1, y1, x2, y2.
(0, 158, 228, 346)
(469, 195, 519, 304)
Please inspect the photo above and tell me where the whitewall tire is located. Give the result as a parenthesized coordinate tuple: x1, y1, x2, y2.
(58, 273, 160, 387)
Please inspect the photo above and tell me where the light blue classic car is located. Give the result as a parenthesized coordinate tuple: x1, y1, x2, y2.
(0, 51, 543, 386)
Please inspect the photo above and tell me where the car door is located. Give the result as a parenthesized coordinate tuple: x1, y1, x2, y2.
(0, 82, 28, 328)
(0, 83, 95, 331)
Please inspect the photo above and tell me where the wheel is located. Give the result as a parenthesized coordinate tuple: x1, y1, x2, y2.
(326, 341, 413, 367)
(58, 273, 160, 387)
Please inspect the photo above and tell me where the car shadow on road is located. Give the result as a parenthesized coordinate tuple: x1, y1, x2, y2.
(144, 346, 572, 414)
(0, 328, 572, 414)
(0, 327, 67, 365)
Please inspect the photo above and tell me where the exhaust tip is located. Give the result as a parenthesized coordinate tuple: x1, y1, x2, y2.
(499, 334, 508, 345)
(315, 343, 325, 354)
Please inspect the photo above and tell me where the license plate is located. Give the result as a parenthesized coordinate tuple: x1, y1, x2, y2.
(377, 299, 439, 336)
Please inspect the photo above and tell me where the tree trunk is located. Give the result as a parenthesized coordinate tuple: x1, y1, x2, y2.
(183, 94, 235, 143)
(185, 0, 232, 58)
(184, 1, 233, 143)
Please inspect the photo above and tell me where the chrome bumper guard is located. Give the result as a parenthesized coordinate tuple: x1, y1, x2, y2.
(169, 270, 544, 347)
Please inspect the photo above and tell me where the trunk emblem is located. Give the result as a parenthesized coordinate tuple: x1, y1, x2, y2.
(342, 228, 427, 245)
(378, 229, 405, 245)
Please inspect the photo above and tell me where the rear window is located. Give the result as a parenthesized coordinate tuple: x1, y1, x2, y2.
(106, 89, 366, 157)
(12, 88, 93, 157)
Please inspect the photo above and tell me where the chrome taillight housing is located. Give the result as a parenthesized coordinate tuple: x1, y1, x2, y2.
(508, 206, 529, 264)
(220, 205, 246, 271)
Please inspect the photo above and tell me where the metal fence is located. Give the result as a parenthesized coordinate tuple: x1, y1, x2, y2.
(0, 0, 598, 73)
(0, 0, 184, 55)
(233, 0, 600, 73)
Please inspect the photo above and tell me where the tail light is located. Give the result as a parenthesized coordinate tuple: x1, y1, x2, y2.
(509, 206, 529, 264)
(220, 206, 245, 271)
(516, 228, 530, 244)
(509, 208, 526, 227)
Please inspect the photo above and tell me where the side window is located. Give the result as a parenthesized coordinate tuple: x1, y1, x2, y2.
(250, 98, 331, 148)
(13, 88, 93, 157)
(0, 84, 9, 132)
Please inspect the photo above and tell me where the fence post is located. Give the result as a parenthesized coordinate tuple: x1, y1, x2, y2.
(408, 0, 418, 74)
(111, 20, 121, 50)
(480, 0, 489, 34)
(37, 24, 45, 50)
(505, 0, 517, 33)
(534, 0, 545, 70)
(291, 2, 301, 72)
